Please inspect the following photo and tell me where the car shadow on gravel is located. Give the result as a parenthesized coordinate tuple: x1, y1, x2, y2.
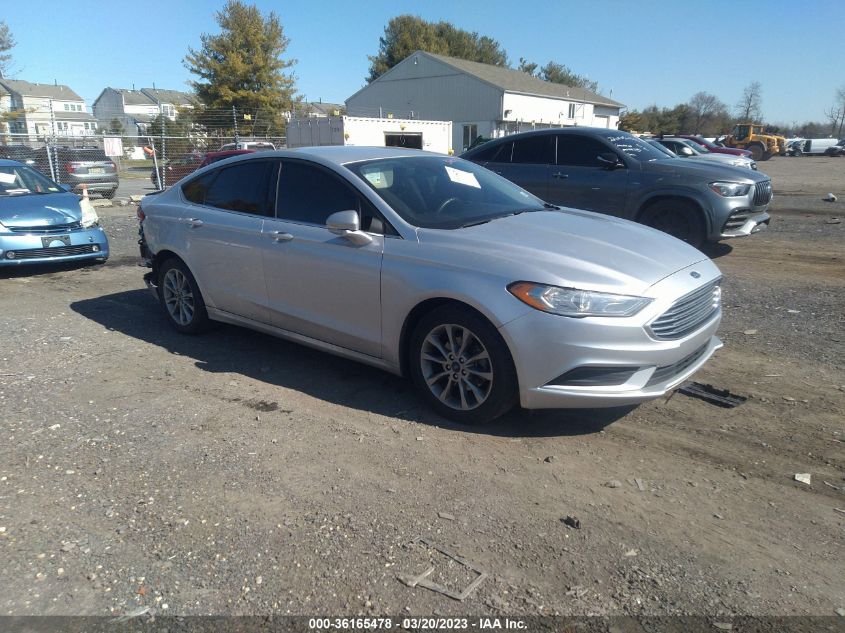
(71, 289, 634, 438)
(0, 259, 106, 278)
(699, 242, 733, 259)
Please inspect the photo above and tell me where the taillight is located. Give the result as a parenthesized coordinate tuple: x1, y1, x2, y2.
(110, 161, 117, 170)
(137, 207, 146, 221)
(65, 162, 76, 173)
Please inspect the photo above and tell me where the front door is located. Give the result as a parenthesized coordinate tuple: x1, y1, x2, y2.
(261, 159, 384, 358)
(548, 134, 629, 216)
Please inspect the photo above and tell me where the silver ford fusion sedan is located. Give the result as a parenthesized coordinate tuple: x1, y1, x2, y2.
(139, 147, 722, 425)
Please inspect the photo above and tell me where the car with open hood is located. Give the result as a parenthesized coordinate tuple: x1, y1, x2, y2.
(138, 147, 722, 425)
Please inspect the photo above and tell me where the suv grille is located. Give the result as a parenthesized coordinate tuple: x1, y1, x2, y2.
(753, 180, 772, 206)
(649, 280, 721, 340)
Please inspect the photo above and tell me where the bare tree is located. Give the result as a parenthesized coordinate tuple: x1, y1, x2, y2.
(688, 91, 725, 134)
(736, 81, 763, 122)
(0, 21, 14, 78)
(828, 85, 845, 137)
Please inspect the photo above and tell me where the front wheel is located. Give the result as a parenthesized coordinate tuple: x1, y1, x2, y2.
(409, 306, 518, 425)
(158, 258, 208, 334)
(640, 200, 706, 248)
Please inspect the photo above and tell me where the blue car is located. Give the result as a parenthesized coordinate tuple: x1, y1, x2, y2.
(0, 159, 109, 266)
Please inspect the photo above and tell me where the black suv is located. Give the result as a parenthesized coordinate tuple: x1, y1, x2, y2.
(461, 128, 772, 247)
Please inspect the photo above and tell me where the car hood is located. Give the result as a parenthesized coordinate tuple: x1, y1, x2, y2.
(0, 192, 82, 227)
(645, 157, 767, 182)
(417, 209, 711, 295)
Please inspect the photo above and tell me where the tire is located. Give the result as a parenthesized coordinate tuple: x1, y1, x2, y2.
(747, 143, 765, 161)
(760, 151, 773, 161)
(103, 189, 117, 199)
(157, 258, 209, 334)
(408, 305, 518, 425)
(640, 199, 706, 248)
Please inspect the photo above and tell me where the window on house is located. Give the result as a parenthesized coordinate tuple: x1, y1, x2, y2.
(462, 124, 478, 151)
(568, 103, 576, 119)
(63, 104, 69, 111)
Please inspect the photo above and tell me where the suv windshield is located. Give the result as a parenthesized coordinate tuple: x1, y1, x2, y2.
(0, 164, 62, 196)
(346, 156, 546, 229)
(605, 134, 671, 161)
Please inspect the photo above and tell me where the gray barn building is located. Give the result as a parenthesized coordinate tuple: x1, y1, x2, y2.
(346, 51, 624, 152)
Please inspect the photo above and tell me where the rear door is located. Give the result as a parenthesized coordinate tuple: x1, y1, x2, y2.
(549, 134, 629, 215)
(261, 159, 384, 357)
(178, 160, 276, 322)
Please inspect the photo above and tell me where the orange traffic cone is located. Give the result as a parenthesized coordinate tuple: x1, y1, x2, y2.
(81, 183, 89, 201)
(79, 183, 99, 227)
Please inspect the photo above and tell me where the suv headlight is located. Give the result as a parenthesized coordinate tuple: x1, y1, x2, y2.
(709, 181, 751, 197)
(508, 282, 652, 318)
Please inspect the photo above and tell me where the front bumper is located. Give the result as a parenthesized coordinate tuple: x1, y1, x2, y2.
(500, 262, 723, 409)
(721, 209, 770, 238)
(0, 226, 109, 266)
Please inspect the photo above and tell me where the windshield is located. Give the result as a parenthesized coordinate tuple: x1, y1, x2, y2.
(605, 134, 671, 162)
(346, 156, 547, 229)
(0, 164, 62, 197)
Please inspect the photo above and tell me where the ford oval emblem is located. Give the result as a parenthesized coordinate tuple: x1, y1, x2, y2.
(690, 271, 701, 279)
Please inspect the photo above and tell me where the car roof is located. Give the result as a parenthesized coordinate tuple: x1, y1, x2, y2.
(0, 158, 30, 166)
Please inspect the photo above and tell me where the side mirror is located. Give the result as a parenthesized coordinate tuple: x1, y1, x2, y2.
(326, 209, 372, 245)
(597, 152, 623, 169)
(679, 147, 695, 157)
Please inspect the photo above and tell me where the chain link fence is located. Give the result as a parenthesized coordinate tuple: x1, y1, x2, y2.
(1, 103, 287, 192)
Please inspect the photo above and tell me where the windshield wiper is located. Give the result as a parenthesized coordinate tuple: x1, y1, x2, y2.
(542, 203, 560, 210)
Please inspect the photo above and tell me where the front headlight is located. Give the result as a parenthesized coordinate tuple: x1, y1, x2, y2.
(508, 281, 653, 318)
(709, 181, 751, 197)
(80, 203, 100, 228)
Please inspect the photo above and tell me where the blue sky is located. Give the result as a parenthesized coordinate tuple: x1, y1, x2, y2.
(3, 0, 843, 124)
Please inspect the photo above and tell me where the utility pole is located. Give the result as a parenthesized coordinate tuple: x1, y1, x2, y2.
(47, 99, 58, 182)
(232, 105, 239, 144)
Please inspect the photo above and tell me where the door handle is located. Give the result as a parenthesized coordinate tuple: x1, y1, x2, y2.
(185, 218, 203, 227)
(272, 231, 294, 242)
(552, 172, 569, 179)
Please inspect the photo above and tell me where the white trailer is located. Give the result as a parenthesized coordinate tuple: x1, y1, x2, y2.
(286, 116, 453, 154)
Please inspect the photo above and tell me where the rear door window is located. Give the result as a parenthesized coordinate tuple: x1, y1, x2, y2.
(511, 135, 555, 164)
(196, 160, 275, 215)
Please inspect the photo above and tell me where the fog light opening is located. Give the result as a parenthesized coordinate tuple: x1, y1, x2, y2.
(6, 251, 15, 259)
(92, 245, 100, 252)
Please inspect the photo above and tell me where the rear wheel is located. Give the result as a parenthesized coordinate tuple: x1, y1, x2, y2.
(409, 305, 517, 425)
(640, 200, 706, 248)
(158, 258, 208, 334)
(103, 189, 117, 199)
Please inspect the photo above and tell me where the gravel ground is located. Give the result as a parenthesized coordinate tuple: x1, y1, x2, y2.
(1, 155, 843, 621)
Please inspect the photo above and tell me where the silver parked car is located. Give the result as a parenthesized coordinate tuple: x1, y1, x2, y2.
(139, 147, 723, 425)
(654, 137, 758, 170)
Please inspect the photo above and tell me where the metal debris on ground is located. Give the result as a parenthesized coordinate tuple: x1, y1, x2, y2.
(833, 508, 845, 516)
(111, 606, 150, 623)
(822, 481, 840, 490)
(634, 478, 646, 491)
(397, 538, 487, 602)
(437, 511, 456, 521)
(794, 473, 812, 485)
(561, 515, 581, 530)
(678, 382, 747, 408)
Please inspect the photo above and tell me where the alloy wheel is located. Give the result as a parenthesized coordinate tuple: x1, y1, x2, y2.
(419, 323, 493, 411)
(162, 268, 195, 326)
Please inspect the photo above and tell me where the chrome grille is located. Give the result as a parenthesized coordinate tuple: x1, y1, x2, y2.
(753, 180, 772, 206)
(6, 244, 98, 260)
(649, 280, 721, 340)
(8, 222, 83, 234)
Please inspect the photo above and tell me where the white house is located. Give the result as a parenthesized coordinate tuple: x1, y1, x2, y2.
(346, 51, 625, 152)
(92, 86, 196, 137)
(0, 79, 98, 137)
